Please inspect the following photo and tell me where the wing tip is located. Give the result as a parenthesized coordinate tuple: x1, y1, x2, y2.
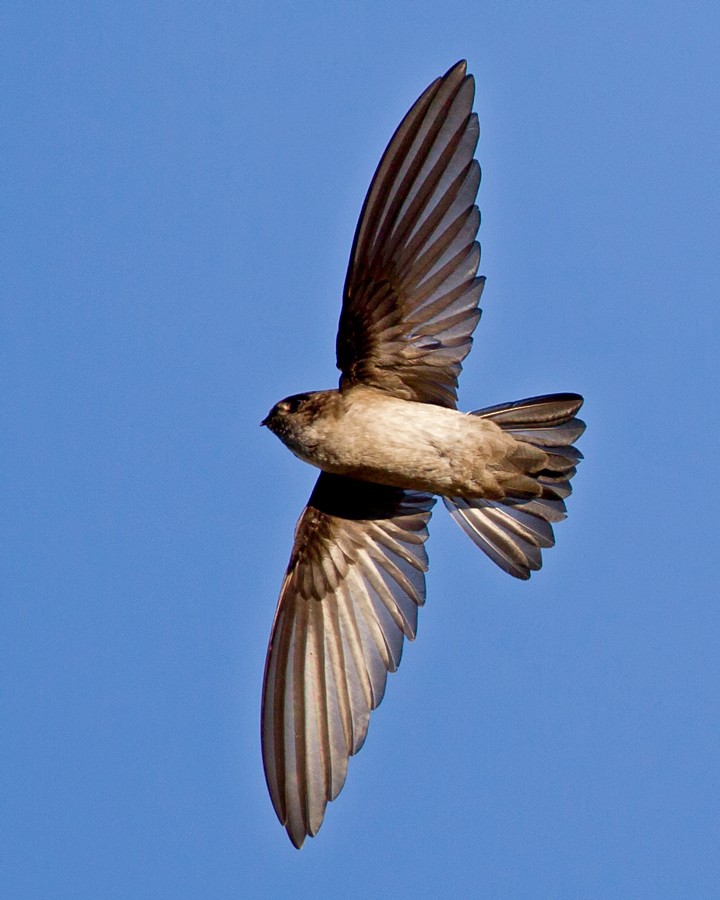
(446, 59, 468, 78)
(444, 59, 475, 98)
(287, 825, 307, 849)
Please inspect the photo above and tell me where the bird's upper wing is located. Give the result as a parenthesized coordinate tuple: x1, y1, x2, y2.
(261, 473, 435, 848)
(336, 60, 484, 409)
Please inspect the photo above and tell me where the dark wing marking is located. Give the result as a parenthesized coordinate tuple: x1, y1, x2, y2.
(261, 473, 435, 847)
(336, 60, 484, 409)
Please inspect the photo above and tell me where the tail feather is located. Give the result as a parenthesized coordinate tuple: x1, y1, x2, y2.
(538, 470, 575, 499)
(542, 445, 583, 472)
(449, 497, 545, 577)
(443, 393, 585, 579)
(476, 392, 583, 426)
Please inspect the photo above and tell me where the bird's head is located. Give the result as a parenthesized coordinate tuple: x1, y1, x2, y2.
(262, 390, 342, 462)
(261, 392, 314, 431)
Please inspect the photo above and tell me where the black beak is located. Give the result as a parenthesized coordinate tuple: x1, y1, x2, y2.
(260, 417, 269, 427)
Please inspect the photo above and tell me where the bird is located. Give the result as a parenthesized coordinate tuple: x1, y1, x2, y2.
(260, 60, 585, 848)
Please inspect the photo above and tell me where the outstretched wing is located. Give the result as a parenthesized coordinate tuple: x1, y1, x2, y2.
(261, 473, 435, 847)
(336, 60, 484, 409)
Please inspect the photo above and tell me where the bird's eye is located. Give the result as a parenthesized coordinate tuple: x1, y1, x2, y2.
(275, 395, 305, 416)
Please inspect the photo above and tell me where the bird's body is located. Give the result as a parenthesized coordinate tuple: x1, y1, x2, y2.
(264, 385, 548, 499)
(259, 60, 586, 848)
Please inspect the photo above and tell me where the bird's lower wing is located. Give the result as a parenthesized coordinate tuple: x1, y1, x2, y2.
(261, 473, 435, 847)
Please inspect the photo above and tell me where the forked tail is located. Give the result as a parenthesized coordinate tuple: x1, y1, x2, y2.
(443, 393, 585, 579)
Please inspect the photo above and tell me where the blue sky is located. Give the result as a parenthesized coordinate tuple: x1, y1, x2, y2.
(5, 2, 719, 897)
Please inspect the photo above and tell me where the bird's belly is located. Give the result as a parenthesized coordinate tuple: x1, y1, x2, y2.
(301, 392, 505, 497)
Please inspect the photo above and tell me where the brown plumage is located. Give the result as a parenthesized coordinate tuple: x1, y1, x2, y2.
(260, 61, 585, 848)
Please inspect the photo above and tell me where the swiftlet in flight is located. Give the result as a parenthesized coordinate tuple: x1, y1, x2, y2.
(260, 60, 585, 848)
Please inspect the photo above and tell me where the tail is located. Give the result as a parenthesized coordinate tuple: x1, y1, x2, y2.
(443, 393, 585, 579)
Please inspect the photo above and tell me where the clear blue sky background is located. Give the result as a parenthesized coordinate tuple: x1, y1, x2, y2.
(5, 3, 719, 897)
